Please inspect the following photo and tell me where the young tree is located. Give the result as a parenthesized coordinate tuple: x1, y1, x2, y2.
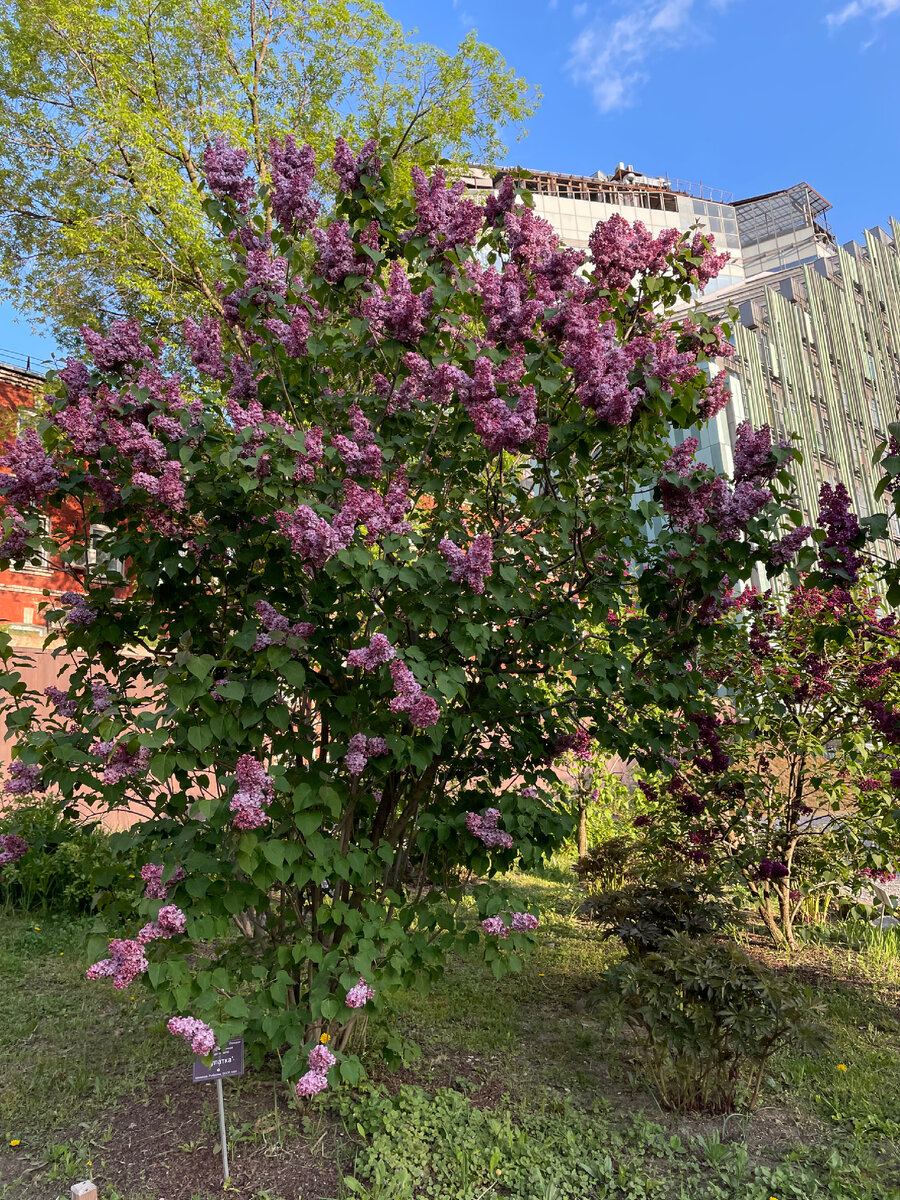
(0, 0, 536, 344)
(635, 558, 900, 950)
(0, 138, 803, 1092)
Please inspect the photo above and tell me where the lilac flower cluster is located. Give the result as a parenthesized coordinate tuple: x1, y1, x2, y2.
(346, 633, 396, 671)
(587, 214, 682, 292)
(137, 904, 187, 943)
(230, 754, 275, 830)
(410, 167, 483, 249)
(552, 726, 591, 761)
(45, 685, 77, 718)
(275, 502, 355, 569)
(0, 506, 29, 559)
(344, 734, 388, 776)
(733, 421, 778, 484)
(91, 681, 113, 712)
(295, 1041, 337, 1098)
(818, 481, 864, 584)
(5, 761, 41, 795)
(90, 742, 151, 786)
(770, 525, 812, 568)
(332, 404, 383, 478)
(659, 441, 772, 541)
(439, 534, 494, 594)
(86, 937, 148, 989)
(313, 220, 379, 285)
(269, 135, 319, 233)
(80, 319, 150, 372)
(389, 660, 440, 729)
(0, 833, 28, 866)
(465, 808, 514, 850)
(363, 262, 433, 344)
(203, 137, 254, 211)
(252, 599, 314, 651)
(757, 858, 789, 881)
(141, 863, 186, 899)
(345, 976, 376, 1008)
(332, 137, 381, 194)
(0, 430, 59, 506)
(859, 866, 899, 883)
(293, 425, 324, 483)
(183, 315, 226, 379)
(167, 1016, 217, 1056)
(60, 592, 98, 626)
(481, 912, 539, 937)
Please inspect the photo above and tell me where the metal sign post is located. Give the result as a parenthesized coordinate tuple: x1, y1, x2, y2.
(192, 1037, 244, 1185)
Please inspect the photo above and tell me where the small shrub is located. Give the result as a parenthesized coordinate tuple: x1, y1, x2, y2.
(583, 878, 734, 954)
(574, 835, 646, 892)
(0, 798, 140, 913)
(601, 933, 829, 1113)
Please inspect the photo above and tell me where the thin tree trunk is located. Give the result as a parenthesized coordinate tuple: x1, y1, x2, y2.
(577, 794, 588, 858)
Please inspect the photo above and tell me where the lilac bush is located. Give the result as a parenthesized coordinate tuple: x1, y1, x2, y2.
(0, 137, 803, 1088)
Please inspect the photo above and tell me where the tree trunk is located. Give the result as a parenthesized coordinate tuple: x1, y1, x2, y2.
(577, 795, 588, 859)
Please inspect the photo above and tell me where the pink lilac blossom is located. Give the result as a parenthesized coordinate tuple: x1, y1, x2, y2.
(733, 421, 777, 484)
(230, 754, 275, 831)
(510, 912, 539, 932)
(5, 761, 41, 795)
(313, 221, 366, 285)
(332, 137, 381, 194)
(100, 744, 151, 786)
(588, 214, 681, 291)
(167, 1016, 218, 1056)
(345, 976, 376, 1008)
(308, 1043, 337, 1071)
(138, 903, 187, 943)
(0, 506, 28, 558)
(770, 526, 812, 568)
(45, 685, 77, 718)
(465, 807, 514, 850)
(561, 300, 644, 425)
(86, 937, 148, 989)
(80, 320, 150, 372)
(481, 916, 509, 937)
(363, 262, 433, 344)
(296, 1069, 329, 1097)
(552, 727, 591, 761)
(0, 430, 59, 505)
(91, 681, 113, 712)
(520, 786, 538, 799)
(344, 734, 389, 776)
(410, 167, 483, 249)
(332, 404, 382, 478)
(818, 481, 864, 584)
(388, 660, 440, 729)
(203, 137, 254, 211)
(346, 633, 397, 671)
(268, 135, 319, 233)
(141, 863, 186, 900)
(252, 599, 314, 651)
(475, 263, 542, 345)
(348, 471, 412, 544)
(503, 205, 560, 271)
(293, 425, 324, 484)
(0, 833, 28, 866)
(60, 591, 97, 626)
(439, 534, 494, 594)
(274, 503, 355, 569)
(183, 316, 226, 379)
(131, 461, 186, 512)
(227, 356, 258, 403)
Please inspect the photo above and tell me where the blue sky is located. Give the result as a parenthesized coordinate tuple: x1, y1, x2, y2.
(2, 0, 898, 371)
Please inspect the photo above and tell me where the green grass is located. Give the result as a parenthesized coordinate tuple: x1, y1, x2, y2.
(3, 867, 900, 1199)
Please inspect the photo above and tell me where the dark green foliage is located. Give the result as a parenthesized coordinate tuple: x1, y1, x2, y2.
(0, 799, 140, 914)
(601, 934, 829, 1113)
(574, 835, 647, 891)
(583, 878, 734, 954)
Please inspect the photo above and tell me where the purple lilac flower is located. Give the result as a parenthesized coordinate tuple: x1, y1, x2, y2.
(345, 977, 376, 1008)
(141, 863, 186, 900)
(346, 633, 396, 671)
(389, 660, 440, 729)
(203, 137, 254, 211)
(757, 858, 790, 882)
(439, 534, 494, 594)
(344, 733, 388, 776)
(45, 686, 77, 718)
(138, 904, 187, 943)
(0, 834, 28, 866)
(167, 1016, 217, 1056)
(5, 761, 41, 795)
(481, 916, 508, 937)
(818, 481, 864, 583)
(295, 1069, 329, 1098)
(466, 808, 514, 851)
(268, 135, 319, 233)
(511, 912, 539, 932)
(86, 938, 148, 989)
(230, 754, 275, 831)
(0, 430, 59, 505)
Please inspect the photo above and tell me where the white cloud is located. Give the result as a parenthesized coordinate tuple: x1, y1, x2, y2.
(826, 0, 900, 25)
(567, 1, 716, 112)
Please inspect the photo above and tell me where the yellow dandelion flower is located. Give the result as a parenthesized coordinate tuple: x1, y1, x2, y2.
(9, 1140, 20, 1147)
(320, 1032, 331, 1044)
(33, 925, 40, 931)
(836, 1063, 848, 1071)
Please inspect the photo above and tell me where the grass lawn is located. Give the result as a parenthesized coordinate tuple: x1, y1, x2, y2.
(2, 866, 900, 1200)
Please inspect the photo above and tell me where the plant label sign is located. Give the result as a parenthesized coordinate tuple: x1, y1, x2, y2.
(192, 1037, 244, 1083)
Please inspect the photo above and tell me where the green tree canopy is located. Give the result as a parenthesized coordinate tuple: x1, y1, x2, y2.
(0, 0, 536, 344)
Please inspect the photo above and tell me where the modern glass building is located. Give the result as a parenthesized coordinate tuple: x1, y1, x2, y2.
(470, 164, 900, 567)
